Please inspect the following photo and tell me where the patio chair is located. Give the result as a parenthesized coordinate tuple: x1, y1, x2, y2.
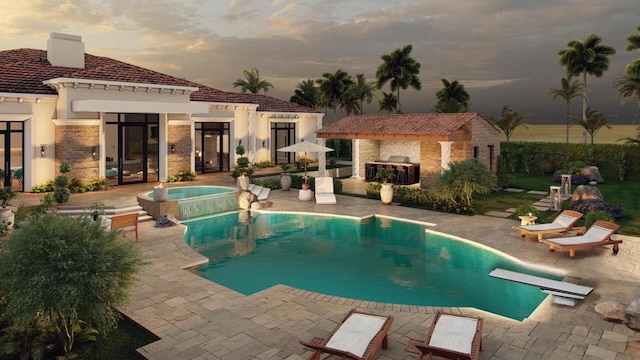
(538, 220, 621, 258)
(110, 212, 139, 241)
(300, 308, 394, 360)
(512, 209, 584, 241)
(315, 177, 337, 204)
(405, 311, 483, 360)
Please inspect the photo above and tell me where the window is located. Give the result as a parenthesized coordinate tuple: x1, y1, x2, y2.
(473, 146, 478, 158)
(488, 145, 495, 171)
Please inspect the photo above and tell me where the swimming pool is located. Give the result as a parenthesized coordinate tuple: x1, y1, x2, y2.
(138, 185, 237, 220)
(184, 212, 560, 320)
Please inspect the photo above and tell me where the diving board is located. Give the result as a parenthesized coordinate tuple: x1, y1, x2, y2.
(489, 268, 593, 297)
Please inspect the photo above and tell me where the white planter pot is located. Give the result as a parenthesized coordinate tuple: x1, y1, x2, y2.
(0, 207, 16, 235)
(237, 176, 250, 191)
(280, 174, 292, 191)
(153, 187, 169, 202)
(380, 183, 394, 205)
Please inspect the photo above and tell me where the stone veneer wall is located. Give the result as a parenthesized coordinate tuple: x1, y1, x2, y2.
(419, 139, 472, 187)
(471, 118, 501, 173)
(167, 125, 192, 176)
(357, 139, 380, 179)
(55, 124, 99, 180)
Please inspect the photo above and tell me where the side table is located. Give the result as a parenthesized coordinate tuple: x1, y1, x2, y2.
(518, 215, 537, 226)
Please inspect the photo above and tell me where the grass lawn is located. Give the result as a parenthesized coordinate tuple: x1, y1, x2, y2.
(495, 173, 640, 236)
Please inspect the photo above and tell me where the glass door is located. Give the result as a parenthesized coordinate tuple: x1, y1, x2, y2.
(0, 122, 23, 191)
(106, 114, 159, 185)
(271, 122, 296, 164)
(195, 122, 229, 173)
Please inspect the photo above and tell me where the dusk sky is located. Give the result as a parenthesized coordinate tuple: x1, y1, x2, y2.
(1, 0, 639, 123)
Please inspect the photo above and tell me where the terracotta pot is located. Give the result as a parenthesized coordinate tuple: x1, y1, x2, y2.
(301, 182, 310, 190)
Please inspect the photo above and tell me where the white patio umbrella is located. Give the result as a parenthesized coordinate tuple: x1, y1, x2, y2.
(277, 141, 334, 180)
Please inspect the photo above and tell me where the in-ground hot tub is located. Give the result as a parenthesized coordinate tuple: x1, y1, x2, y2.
(137, 185, 237, 220)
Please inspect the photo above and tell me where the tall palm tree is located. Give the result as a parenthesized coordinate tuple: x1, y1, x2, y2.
(558, 34, 616, 142)
(573, 107, 615, 144)
(375, 44, 422, 113)
(232, 68, 274, 94)
(613, 73, 640, 112)
(290, 79, 319, 109)
(379, 92, 398, 114)
(488, 105, 532, 141)
(316, 70, 354, 117)
(433, 78, 470, 113)
(625, 24, 640, 76)
(340, 88, 361, 116)
(548, 77, 585, 143)
(350, 74, 376, 114)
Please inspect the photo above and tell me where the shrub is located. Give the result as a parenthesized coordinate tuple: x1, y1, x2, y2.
(251, 178, 280, 189)
(254, 159, 274, 169)
(569, 200, 623, 219)
(516, 205, 538, 217)
(430, 158, 498, 212)
(583, 210, 615, 228)
(31, 180, 55, 193)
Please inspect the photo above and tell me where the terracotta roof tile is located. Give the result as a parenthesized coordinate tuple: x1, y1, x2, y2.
(0, 48, 320, 113)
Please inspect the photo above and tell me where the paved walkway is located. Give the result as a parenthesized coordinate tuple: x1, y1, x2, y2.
(13, 175, 640, 359)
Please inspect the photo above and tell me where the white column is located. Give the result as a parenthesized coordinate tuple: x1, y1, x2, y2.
(159, 113, 168, 182)
(317, 138, 326, 177)
(437, 141, 454, 171)
(351, 139, 360, 178)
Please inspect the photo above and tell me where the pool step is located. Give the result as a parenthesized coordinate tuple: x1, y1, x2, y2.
(248, 184, 271, 201)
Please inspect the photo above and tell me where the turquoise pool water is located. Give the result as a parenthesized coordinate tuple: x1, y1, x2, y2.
(147, 186, 234, 200)
(185, 212, 560, 320)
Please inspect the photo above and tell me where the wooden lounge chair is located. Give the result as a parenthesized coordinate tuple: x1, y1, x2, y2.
(538, 220, 621, 258)
(512, 209, 584, 241)
(405, 311, 483, 360)
(110, 212, 139, 241)
(315, 177, 337, 204)
(300, 308, 393, 360)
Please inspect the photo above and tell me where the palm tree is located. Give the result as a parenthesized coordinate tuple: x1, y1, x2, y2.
(233, 68, 274, 94)
(433, 78, 470, 113)
(379, 92, 398, 113)
(351, 74, 376, 114)
(340, 88, 361, 116)
(625, 24, 640, 76)
(290, 79, 319, 109)
(613, 73, 640, 112)
(558, 34, 616, 142)
(573, 107, 615, 144)
(488, 105, 532, 141)
(548, 78, 585, 143)
(375, 44, 422, 113)
(316, 69, 354, 117)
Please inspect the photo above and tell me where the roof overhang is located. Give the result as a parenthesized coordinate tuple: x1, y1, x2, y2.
(44, 78, 199, 93)
(316, 132, 471, 142)
(72, 99, 210, 114)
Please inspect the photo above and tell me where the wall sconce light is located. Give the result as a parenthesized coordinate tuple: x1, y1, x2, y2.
(238, 140, 242, 145)
(40, 144, 46, 158)
(170, 144, 175, 153)
(262, 140, 266, 147)
(91, 146, 96, 157)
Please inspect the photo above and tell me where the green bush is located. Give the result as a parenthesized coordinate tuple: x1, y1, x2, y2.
(251, 178, 280, 189)
(430, 158, 498, 213)
(253, 159, 274, 169)
(516, 204, 539, 217)
(583, 211, 615, 228)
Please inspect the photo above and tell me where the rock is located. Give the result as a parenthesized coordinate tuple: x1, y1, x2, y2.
(251, 201, 263, 209)
(579, 166, 604, 183)
(262, 201, 273, 208)
(238, 191, 258, 210)
(594, 301, 627, 322)
(571, 185, 604, 203)
(626, 298, 640, 330)
(154, 214, 179, 228)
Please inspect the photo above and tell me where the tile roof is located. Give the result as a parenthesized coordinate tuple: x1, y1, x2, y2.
(0, 48, 320, 113)
(317, 113, 492, 138)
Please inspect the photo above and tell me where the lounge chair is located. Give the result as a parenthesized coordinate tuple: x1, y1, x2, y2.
(538, 220, 621, 258)
(300, 308, 393, 360)
(512, 209, 584, 241)
(315, 177, 337, 204)
(405, 311, 483, 360)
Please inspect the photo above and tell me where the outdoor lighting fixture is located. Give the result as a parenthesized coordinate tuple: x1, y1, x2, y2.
(40, 144, 46, 158)
(91, 146, 96, 157)
(171, 144, 175, 153)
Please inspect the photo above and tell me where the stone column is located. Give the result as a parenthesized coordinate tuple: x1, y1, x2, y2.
(351, 139, 360, 179)
(437, 141, 454, 171)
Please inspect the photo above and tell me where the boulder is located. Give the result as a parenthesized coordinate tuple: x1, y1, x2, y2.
(626, 298, 640, 331)
(571, 185, 603, 203)
(154, 214, 180, 228)
(594, 301, 627, 322)
(238, 190, 258, 210)
(251, 201, 263, 209)
(579, 166, 604, 183)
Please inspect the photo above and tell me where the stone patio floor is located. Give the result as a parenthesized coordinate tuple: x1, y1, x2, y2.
(19, 174, 640, 360)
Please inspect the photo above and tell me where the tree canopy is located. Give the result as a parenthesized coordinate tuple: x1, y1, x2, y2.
(433, 78, 470, 113)
(548, 77, 585, 143)
(233, 68, 274, 94)
(489, 105, 532, 141)
(375, 44, 421, 113)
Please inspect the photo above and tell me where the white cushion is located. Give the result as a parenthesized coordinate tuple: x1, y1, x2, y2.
(325, 313, 387, 357)
(429, 315, 478, 355)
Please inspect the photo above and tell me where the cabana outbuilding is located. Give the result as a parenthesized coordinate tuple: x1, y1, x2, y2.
(316, 113, 501, 186)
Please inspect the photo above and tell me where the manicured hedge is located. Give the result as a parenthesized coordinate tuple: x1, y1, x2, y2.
(500, 142, 640, 181)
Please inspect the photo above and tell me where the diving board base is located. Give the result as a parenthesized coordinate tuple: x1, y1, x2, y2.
(541, 289, 584, 306)
(490, 268, 593, 299)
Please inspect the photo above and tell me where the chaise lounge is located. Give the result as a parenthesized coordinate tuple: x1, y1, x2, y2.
(512, 209, 584, 241)
(300, 308, 393, 360)
(538, 220, 621, 258)
(405, 310, 483, 360)
(315, 177, 337, 205)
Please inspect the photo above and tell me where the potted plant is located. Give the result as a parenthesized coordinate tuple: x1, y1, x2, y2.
(0, 187, 17, 235)
(516, 204, 539, 225)
(375, 168, 395, 205)
(280, 163, 292, 191)
(86, 201, 106, 221)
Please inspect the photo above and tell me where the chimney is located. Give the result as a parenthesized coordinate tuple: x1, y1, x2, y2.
(47, 32, 85, 68)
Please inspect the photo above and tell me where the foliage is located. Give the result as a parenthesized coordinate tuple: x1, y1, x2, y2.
(351, 74, 376, 114)
(53, 187, 71, 204)
(86, 201, 106, 217)
(232, 144, 253, 178)
(430, 159, 498, 212)
(253, 159, 274, 169)
(613, 73, 640, 106)
(516, 204, 539, 217)
(232, 68, 273, 94)
(0, 187, 17, 207)
(174, 170, 197, 182)
(250, 178, 280, 190)
(496, 155, 511, 188)
(375, 44, 421, 113)
(290, 79, 320, 109)
(378, 91, 398, 113)
(572, 107, 615, 144)
(548, 77, 585, 143)
(53, 162, 72, 204)
(0, 215, 147, 356)
(280, 163, 289, 174)
(374, 168, 395, 184)
(433, 78, 471, 113)
(569, 200, 623, 219)
(489, 105, 532, 141)
(31, 180, 55, 193)
(614, 151, 628, 181)
(583, 210, 615, 229)
(316, 69, 354, 115)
